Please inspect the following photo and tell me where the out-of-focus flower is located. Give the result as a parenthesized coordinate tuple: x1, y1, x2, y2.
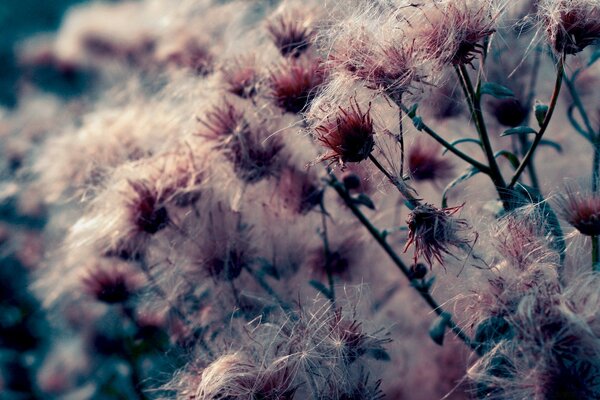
(407, 139, 453, 183)
(220, 55, 259, 98)
(316, 100, 375, 165)
(266, 9, 314, 57)
(82, 263, 140, 304)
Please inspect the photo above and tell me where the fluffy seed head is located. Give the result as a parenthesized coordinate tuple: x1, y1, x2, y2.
(404, 203, 472, 267)
(556, 185, 600, 236)
(316, 100, 375, 165)
(414, 1, 497, 66)
(541, 0, 600, 54)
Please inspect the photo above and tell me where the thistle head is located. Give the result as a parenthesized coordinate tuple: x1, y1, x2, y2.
(266, 9, 314, 57)
(541, 0, 600, 55)
(404, 203, 472, 267)
(269, 57, 326, 114)
(556, 185, 600, 236)
(414, 1, 497, 66)
(315, 100, 375, 165)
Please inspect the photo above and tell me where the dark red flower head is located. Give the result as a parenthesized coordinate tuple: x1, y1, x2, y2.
(544, 1, 600, 55)
(316, 100, 375, 165)
(269, 58, 326, 114)
(127, 180, 169, 235)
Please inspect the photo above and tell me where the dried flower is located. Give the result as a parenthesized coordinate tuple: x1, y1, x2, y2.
(266, 10, 314, 57)
(541, 0, 600, 54)
(269, 57, 326, 114)
(330, 33, 421, 101)
(407, 139, 453, 183)
(415, 1, 497, 66)
(556, 185, 600, 236)
(316, 100, 375, 165)
(404, 203, 472, 267)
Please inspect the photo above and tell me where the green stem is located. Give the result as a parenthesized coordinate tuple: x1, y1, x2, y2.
(457, 65, 507, 192)
(398, 104, 491, 174)
(509, 56, 565, 189)
(329, 176, 476, 350)
(320, 207, 335, 305)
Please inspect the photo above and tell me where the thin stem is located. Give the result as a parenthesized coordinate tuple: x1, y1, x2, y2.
(398, 103, 491, 174)
(457, 64, 507, 192)
(398, 94, 405, 177)
(521, 47, 543, 191)
(329, 176, 476, 350)
(509, 55, 565, 188)
(368, 154, 420, 210)
(320, 206, 336, 305)
(563, 69, 596, 137)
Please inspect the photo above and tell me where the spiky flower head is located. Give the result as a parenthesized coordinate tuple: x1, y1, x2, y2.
(404, 203, 472, 267)
(269, 57, 326, 114)
(266, 9, 314, 57)
(541, 0, 600, 55)
(316, 100, 375, 165)
(556, 185, 600, 236)
(413, 0, 497, 66)
(220, 55, 259, 98)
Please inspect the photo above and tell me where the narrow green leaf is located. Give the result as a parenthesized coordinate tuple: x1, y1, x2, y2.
(501, 126, 537, 137)
(406, 104, 418, 118)
(539, 139, 563, 153)
(494, 150, 520, 170)
(352, 193, 376, 210)
(429, 312, 452, 346)
(441, 166, 481, 208)
(480, 82, 515, 99)
(589, 48, 600, 67)
(442, 138, 482, 155)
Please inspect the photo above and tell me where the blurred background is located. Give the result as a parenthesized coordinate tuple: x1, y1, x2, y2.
(0, 0, 90, 107)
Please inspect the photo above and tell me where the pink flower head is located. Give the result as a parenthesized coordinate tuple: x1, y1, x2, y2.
(316, 100, 375, 165)
(404, 203, 472, 267)
(557, 185, 600, 236)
